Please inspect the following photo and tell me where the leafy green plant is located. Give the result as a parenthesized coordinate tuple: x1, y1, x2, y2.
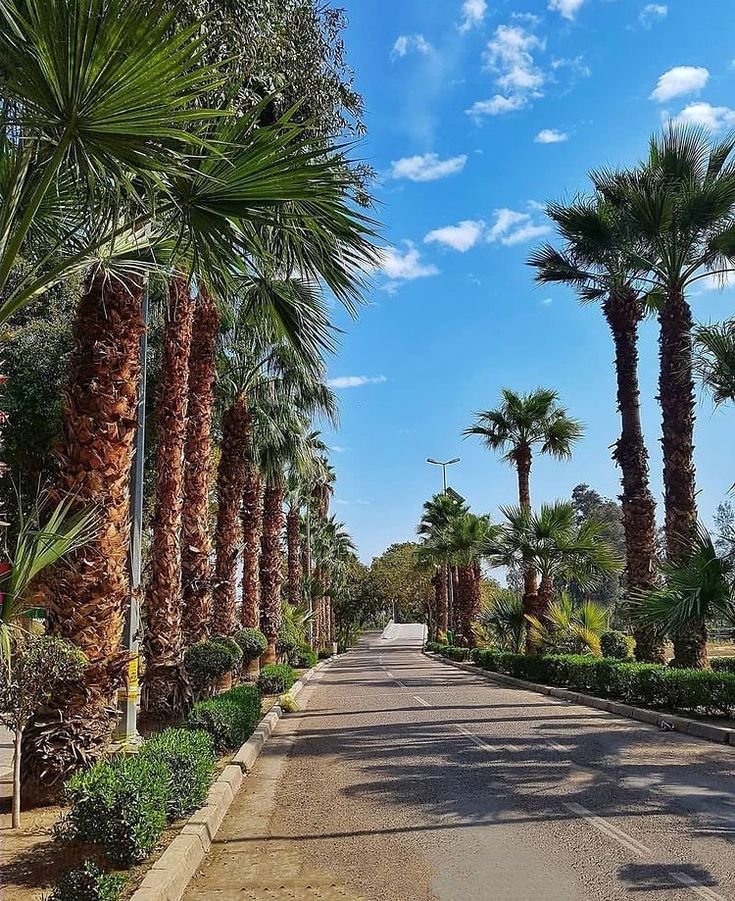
(44, 861, 126, 901)
(600, 630, 633, 660)
(479, 590, 526, 653)
(258, 663, 295, 694)
(183, 641, 232, 698)
(527, 593, 609, 656)
(711, 657, 735, 674)
(210, 635, 243, 668)
(234, 628, 269, 663)
(317, 649, 333, 660)
(139, 729, 215, 820)
(59, 755, 169, 866)
(294, 645, 318, 669)
(186, 684, 262, 753)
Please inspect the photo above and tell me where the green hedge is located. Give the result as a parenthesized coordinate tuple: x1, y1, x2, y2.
(44, 861, 126, 901)
(258, 663, 295, 694)
(424, 641, 447, 653)
(711, 657, 735, 674)
(139, 728, 215, 820)
(426, 642, 470, 661)
(295, 645, 318, 669)
(234, 628, 268, 663)
(317, 648, 333, 660)
(186, 684, 262, 753)
(471, 649, 735, 717)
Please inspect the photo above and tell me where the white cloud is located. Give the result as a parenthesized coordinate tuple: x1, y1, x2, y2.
(467, 94, 527, 118)
(639, 4, 667, 28)
(535, 128, 568, 143)
(391, 34, 432, 59)
(699, 271, 735, 292)
(425, 220, 485, 252)
(650, 66, 709, 102)
(330, 445, 349, 453)
(327, 375, 388, 389)
(459, 0, 487, 32)
(379, 241, 439, 281)
(390, 152, 467, 182)
(548, 0, 586, 20)
(487, 208, 551, 246)
(673, 102, 735, 131)
(542, 297, 553, 306)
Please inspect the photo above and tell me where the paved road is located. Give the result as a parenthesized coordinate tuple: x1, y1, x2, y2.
(184, 632, 735, 901)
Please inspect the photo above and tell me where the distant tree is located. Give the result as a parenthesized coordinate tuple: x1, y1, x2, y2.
(366, 543, 433, 624)
(714, 500, 735, 557)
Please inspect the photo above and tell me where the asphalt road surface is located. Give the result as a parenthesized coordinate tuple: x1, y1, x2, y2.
(184, 629, 735, 901)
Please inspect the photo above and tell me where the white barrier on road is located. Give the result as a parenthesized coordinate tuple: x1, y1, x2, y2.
(381, 621, 428, 643)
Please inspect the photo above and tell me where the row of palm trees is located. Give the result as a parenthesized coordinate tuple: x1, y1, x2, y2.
(419, 126, 735, 667)
(0, 0, 376, 794)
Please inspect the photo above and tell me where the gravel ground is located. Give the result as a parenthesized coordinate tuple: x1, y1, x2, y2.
(183, 632, 735, 901)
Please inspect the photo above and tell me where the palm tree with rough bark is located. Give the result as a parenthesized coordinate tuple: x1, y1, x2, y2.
(441, 513, 493, 646)
(529, 196, 665, 663)
(464, 389, 583, 624)
(598, 126, 735, 667)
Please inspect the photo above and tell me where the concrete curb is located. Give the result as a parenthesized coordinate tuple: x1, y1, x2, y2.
(130, 655, 339, 901)
(425, 651, 735, 748)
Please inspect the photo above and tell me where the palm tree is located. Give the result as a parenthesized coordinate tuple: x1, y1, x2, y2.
(527, 592, 610, 656)
(479, 590, 526, 653)
(311, 516, 356, 648)
(694, 319, 735, 407)
(181, 287, 220, 646)
(240, 463, 263, 630)
(529, 197, 664, 662)
(635, 525, 735, 667)
(143, 279, 195, 718)
(599, 127, 735, 666)
(444, 513, 492, 646)
(489, 501, 621, 653)
(465, 389, 583, 621)
(418, 493, 469, 635)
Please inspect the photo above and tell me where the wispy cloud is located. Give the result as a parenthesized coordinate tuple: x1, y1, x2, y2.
(639, 3, 667, 28)
(535, 128, 568, 143)
(336, 498, 372, 507)
(650, 66, 709, 102)
(467, 94, 526, 118)
(425, 220, 485, 252)
(378, 241, 439, 283)
(487, 207, 551, 245)
(330, 445, 349, 453)
(548, 0, 586, 20)
(459, 0, 487, 32)
(469, 22, 545, 119)
(391, 34, 432, 60)
(327, 375, 388, 389)
(673, 102, 735, 131)
(542, 297, 553, 306)
(390, 152, 467, 182)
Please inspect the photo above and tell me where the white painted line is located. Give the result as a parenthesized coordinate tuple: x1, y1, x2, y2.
(455, 724, 494, 753)
(413, 696, 432, 707)
(671, 872, 729, 901)
(564, 802, 653, 857)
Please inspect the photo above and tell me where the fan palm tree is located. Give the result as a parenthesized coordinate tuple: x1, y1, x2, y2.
(597, 127, 735, 666)
(529, 197, 663, 662)
(311, 515, 356, 648)
(465, 389, 583, 621)
(240, 462, 263, 631)
(479, 590, 526, 653)
(527, 592, 610, 656)
(417, 493, 469, 636)
(694, 319, 735, 407)
(634, 524, 735, 667)
(489, 501, 621, 653)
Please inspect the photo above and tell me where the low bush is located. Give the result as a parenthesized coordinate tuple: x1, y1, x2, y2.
(139, 728, 215, 820)
(317, 649, 333, 660)
(294, 645, 318, 669)
(471, 649, 735, 717)
(234, 628, 268, 663)
(44, 861, 126, 901)
(258, 663, 295, 694)
(424, 641, 448, 653)
(210, 634, 243, 668)
(600, 630, 633, 660)
(184, 641, 232, 696)
(711, 657, 735, 674)
(59, 755, 169, 866)
(186, 684, 262, 753)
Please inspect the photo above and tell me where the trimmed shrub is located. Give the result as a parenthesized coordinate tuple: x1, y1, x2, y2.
(139, 728, 215, 820)
(184, 641, 232, 696)
(600, 631, 633, 660)
(317, 649, 333, 660)
(424, 641, 448, 653)
(294, 645, 318, 669)
(471, 650, 735, 717)
(44, 861, 125, 901)
(234, 628, 268, 663)
(431, 644, 470, 661)
(711, 657, 735, 674)
(186, 684, 262, 753)
(59, 755, 169, 866)
(258, 663, 295, 694)
(210, 634, 243, 668)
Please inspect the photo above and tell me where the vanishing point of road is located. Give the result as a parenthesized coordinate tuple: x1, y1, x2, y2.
(184, 629, 735, 901)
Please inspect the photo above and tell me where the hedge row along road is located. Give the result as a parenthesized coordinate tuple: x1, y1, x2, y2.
(183, 629, 735, 901)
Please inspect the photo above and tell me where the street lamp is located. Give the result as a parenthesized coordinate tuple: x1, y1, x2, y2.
(427, 457, 460, 494)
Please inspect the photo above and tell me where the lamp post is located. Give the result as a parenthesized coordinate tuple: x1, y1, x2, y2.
(426, 457, 460, 636)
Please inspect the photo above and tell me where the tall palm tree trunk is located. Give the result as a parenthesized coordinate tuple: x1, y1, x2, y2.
(212, 393, 250, 636)
(143, 280, 194, 717)
(260, 481, 285, 663)
(241, 463, 262, 628)
(456, 565, 478, 646)
(181, 287, 219, 647)
(436, 563, 449, 635)
(605, 292, 666, 664)
(659, 291, 706, 668)
(525, 575, 553, 655)
(286, 505, 301, 606)
(24, 271, 145, 795)
(515, 447, 540, 624)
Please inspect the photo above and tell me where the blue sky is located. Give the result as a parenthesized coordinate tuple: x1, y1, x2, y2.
(322, 0, 735, 562)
